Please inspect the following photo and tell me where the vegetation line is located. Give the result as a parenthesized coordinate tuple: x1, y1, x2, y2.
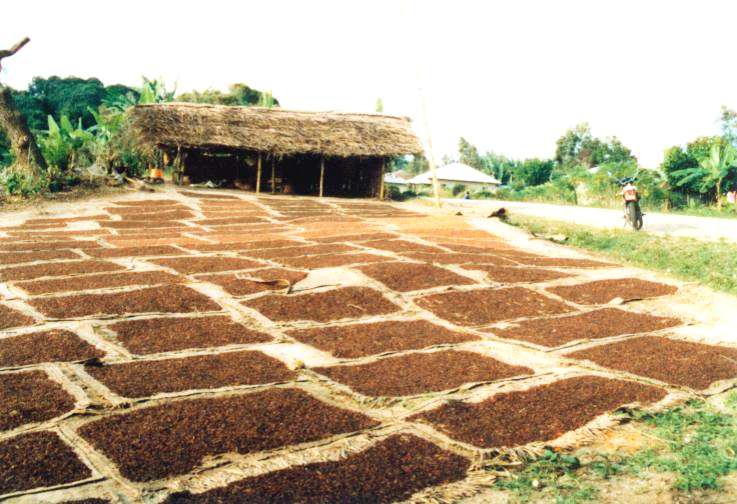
(508, 215, 737, 296)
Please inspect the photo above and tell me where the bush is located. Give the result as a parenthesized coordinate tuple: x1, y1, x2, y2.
(451, 183, 466, 196)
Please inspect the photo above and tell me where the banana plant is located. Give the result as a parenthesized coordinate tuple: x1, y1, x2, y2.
(38, 115, 96, 170)
(672, 143, 737, 206)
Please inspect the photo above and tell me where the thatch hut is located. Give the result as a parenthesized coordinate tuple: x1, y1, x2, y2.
(129, 103, 423, 198)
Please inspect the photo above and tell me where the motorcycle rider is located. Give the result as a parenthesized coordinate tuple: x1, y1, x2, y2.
(620, 180, 639, 204)
(619, 178, 642, 229)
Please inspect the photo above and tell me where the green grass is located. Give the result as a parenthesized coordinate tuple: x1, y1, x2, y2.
(627, 401, 737, 491)
(508, 215, 737, 295)
(495, 395, 737, 502)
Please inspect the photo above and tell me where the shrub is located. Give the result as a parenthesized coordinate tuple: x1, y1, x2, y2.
(451, 183, 467, 196)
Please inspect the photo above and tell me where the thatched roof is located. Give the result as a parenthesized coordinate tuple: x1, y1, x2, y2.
(130, 103, 423, 157)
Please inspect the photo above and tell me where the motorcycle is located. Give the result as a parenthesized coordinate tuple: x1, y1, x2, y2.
(618, 177, 643, 230)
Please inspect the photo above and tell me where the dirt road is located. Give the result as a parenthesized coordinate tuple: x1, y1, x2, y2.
(435, 198, 737, 243)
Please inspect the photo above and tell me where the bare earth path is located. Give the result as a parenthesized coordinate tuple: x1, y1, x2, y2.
(1, 188, 736, 503)
(432, 198, 737, 243)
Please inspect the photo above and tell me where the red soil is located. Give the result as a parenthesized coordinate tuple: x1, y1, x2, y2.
(0, 431, 91, 495)
(0, 249, 81, 265)
(0, 305, 35, 330)
(84, 245, 183, 258)
(0, 260, 124, 281)
(287, 320, 479, 358)
(314, 350, 532, 397)
(78, 388, 378, 481)
(16, 271, 182, 295)
(411, 375, 666, 448)
(493, 308, 680, 347)
(416, 287, 575, 326)
(29, 285, 221, 319)
(0, 330, 104, 367)
(165, 434, 469, 503)
(149, 256, 263, 274)
(87, 351, 296, 397)
(548, 278, 678, 305)
(277, 252, 391, 269)
(0, 371, 76, 431)
(358, 262, 477, 292)
(244, 287, 400, 323)
(108, 315, 271, 354)
(566, 336, 737, 390)
(460, 264, 572, 284)
(197, 268, 308, 296)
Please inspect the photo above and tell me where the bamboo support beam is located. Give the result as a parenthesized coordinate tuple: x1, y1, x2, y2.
(379, 159, 386, 199)
(271, 157, 276, 194)
(319, 157, 325, 198)
(256, 154, 262, 194)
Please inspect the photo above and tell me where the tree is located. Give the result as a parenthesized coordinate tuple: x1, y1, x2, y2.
(375, 98, 384, 113)
(512, 158, 554, 188)
(721, 106, 737, 146)
(554, 123, 635, 169)
(0, 37, 46, 177)
(670, 142, 736, 206)
(661, 136, 727, 200)
(177, 83, 279, 107)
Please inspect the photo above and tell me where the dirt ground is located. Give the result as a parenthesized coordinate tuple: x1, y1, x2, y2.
(1, 187, 736, 503)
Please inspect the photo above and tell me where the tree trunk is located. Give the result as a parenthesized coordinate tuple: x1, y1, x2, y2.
(0, 85, 46, 176)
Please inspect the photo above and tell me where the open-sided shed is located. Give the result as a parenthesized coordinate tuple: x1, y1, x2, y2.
(129, 103, 423, 198)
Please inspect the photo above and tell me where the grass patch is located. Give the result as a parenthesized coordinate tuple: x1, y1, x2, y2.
(494, 394, 737, 502)
(494, 449, 599, 503)
(627, 400, 737, 491)
(508, 215, 737, 295)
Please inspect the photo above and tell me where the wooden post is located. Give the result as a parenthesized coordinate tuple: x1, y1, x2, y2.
(379, 159, 386, 199)
(271, 156, 276, 194)
(256, 153, 262, 194)
(319, 157, 325, 198)
(173, 146, 182, 185)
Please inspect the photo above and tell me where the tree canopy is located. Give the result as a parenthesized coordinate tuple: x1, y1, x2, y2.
(554, 123, 636, 169)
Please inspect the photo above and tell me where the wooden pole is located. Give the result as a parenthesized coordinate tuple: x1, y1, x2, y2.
(319, 157, 325, 197)
(398, 1, 441, 208)
(256, 153, 262, 194)
(271, 156, 276, 194)
(379, 159, 385, 199)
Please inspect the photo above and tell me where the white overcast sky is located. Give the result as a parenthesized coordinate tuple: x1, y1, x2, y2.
(3, 0, 736, 167)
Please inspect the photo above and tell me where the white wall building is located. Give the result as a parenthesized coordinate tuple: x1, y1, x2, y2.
(407, 162, 501, 193)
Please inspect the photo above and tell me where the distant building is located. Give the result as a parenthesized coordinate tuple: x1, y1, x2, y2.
(383, 169, 414, 190)
(408, 162, 501, 193)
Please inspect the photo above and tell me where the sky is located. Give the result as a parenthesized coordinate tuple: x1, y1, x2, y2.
(2, 0, 736, 167)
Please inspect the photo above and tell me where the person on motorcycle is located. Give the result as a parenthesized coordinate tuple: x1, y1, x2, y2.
(619, 179, 643, 230)
(620, 180, 639, 203)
